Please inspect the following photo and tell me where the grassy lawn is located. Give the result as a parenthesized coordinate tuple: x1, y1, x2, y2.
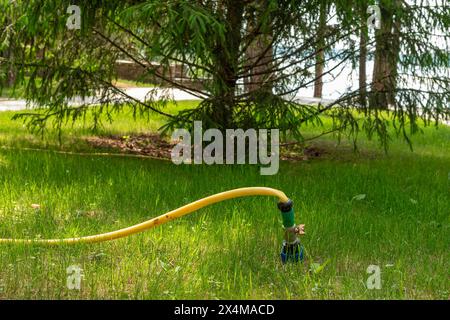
(0, 103, 449, 299)
(0, 78, 154, 99)
(0, 85, 27, 99)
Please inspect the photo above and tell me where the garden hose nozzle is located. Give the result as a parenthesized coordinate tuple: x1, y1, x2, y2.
(278, 200, 305, 263)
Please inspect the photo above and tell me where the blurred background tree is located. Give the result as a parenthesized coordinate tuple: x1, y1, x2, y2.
(0, 0, 448, 148)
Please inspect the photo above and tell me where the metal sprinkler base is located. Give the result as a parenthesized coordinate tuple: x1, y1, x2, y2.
(280, 239, 305, 263)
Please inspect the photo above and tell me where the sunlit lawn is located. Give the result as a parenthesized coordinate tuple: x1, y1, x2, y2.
(0, 103, 448, 299)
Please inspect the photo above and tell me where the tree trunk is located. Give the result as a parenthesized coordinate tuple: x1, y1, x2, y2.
(7, 48, 16, 87)
(370, 0, 402, 109)
(313, 1, 327, 98)
(244, 2, 274, 94)
(212, 0, 244, 129)
(358, 7, 368, 108)
(1, 15, 16, 88)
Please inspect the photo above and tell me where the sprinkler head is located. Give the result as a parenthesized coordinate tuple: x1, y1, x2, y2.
(280, 239, 304, 263)
(278, 199, 305, 263)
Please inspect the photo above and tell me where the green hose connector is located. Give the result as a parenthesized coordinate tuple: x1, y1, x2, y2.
(278, 199, 295, 228)
(281, 208, 295, 228)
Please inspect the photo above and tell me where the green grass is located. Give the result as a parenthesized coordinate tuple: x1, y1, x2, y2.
(0, 100, 197, 151)
(0, 104, 449, 299)
(0, 85, 27, 99)
(0, 78, 154, 99)
(114, 79, 156, 88)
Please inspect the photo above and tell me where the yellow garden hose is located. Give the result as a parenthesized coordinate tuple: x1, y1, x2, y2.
(0, 187, 289, 246)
